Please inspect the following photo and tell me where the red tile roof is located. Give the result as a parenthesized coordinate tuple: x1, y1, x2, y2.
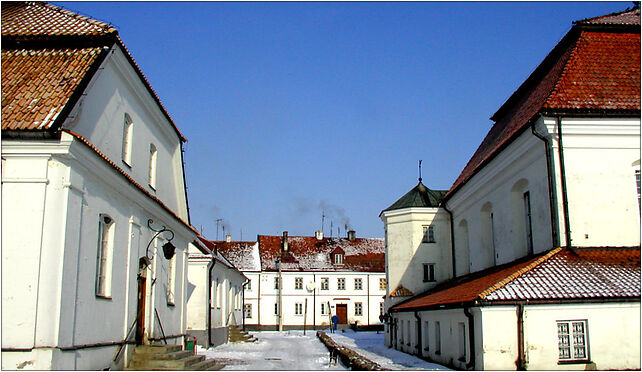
(207, 240, 261, 272)
(389, 285, 414, 298)
(575, 7, 641, 25)
(446, 9, 640, 199)
(257, 235, 385, 272)
(391, 247, 640, 312)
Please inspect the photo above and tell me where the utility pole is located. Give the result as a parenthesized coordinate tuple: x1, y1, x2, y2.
(215, 219, 222, 240)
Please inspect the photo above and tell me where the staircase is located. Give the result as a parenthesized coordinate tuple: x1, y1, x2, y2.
(126, 344, 222, 370)
(228, 325, 257, 343)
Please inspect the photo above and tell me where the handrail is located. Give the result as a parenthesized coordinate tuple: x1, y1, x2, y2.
(154, 309, 168, 345)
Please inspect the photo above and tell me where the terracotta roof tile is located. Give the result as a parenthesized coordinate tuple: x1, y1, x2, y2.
(575, 7, 641, 26)
(389, 285, 414, 297)
(208, 240, 262, 272)
(2, 47, 106, 130)
(391, 247, 640, 312)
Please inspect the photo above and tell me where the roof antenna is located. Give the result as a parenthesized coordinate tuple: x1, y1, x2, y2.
(418, 160, 423, 183)
(321, 210, 325, 235)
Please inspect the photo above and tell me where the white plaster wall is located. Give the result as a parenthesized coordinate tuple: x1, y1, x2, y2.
(523, 303, 640, 370)
(478, 306, 519, 370)
(186, 255, 210, 331)
(447, 130, 553, 273)
(381, 208, 452, 299)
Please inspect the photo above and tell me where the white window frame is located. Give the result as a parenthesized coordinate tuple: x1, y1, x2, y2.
(354, 278, 363, 290)
(379, 278, 386, 290)
(557, 320, 589, 363)
(95, 214, 114, 298)
(246, 279, 252, 291)
(148, 144, 157, 190)
(337, 278, 346, 290)
(295, 277, 303, 290)
(274, 276, 280, 290)
(321, 303, 326, 315)
(295, 302, 303, 316)
(320, 277, 329, 290)
(334, 253, 343, 265)
(244, 303, 252, 319)
(122, 114, 133, 166)
(354, 302, 363, 316)
(379, 302, 385, 316)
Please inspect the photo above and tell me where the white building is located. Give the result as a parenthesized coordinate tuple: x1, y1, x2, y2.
(214, 231, 387, 331)
(2, 3, 197, 370)
(381, 7, 640, 370)
(186, 237, 247, 348)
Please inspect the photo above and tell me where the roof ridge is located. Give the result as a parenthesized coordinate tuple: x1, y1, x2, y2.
(478, 247, 563, 299)
(42, 2, 116, 34)
(574, 6, 640, 25)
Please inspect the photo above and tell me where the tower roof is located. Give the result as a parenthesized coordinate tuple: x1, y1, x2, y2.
(382, 181, 447, 213)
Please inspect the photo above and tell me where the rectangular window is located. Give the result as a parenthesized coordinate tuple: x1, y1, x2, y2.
(122, 114, 133, 166)
(148, 144, 157, 189)
(491, 212, 497, 265)
(246, 279, 252, 291)
(274, 302, 279, 315)
(558, 320, 589, 362)
(406, 321, 410, 345)
(380, 302, 385, 316)
(216, 280, 221, 308)
(295, 277, 303, 290)
(458, 322, 466, 361)
(320, 277, 329, 290)
(334, 253, 343, 265)
(96, 215, 114, 297)
(355, 302, 363, 316)
(167, 251, 176, 305)
(295, 303, 303, 315)
(244, 304, 252, 319)
(422, 226, 436, 243)
(337, 278, 346, 290)
(321, 303, 326, 315)
(354, 278, 363, 290)
(434, 321, 441, 354)
(274, 276, 280, 290)
(524, 191, 534, 255)
(379, 278, 386, 290)
(423, 321, 429, 351)
(423, 263, 436, 282)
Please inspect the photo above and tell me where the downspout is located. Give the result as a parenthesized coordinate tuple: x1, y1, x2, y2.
(242, 278, 249, 331)
(442, 204, 457, 278)
(257, 273, 261, 331)
(207, 247, 217, 348)
(313, 273, 316, 330)
(516, 304, 526, 370)
(531, 121, 560, 248)
(414, 311, 422, 356)
(556, 116, 572, 248)
(463, 306, 475, 370)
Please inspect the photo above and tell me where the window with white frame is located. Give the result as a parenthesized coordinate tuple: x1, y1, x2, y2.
(295, 277, 303, 290)
(422, 226, 435, 243)
(295, 303, 303, 315)
(423, 263, 436, 282)
(334, 253, 343, 265)
(379, 302, 385, 316)
(148, 144, 157, 189)
(244, 303, 252, 319)
(435, 321, 441, 354)
(95, 214, 114, 297)
(274, 276, 280, 290)
(246, 279, 252, 291)
(557, 320, 589, 362)
(122, 114, 133, 166)
(320, 303, 327, 315)
(354, 278, 363, 290)
(321, 277, 329, 290)
(379, 278, 386, 290)
(337, 278, 346, 290)
(355, 302, 363, 316)
(167, 251, 176, 305)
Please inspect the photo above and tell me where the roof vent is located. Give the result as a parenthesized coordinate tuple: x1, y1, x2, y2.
(347, 230, 356, 241)
(282, 231, 289, 251)
(315, 230, 324, 240)
(225, 234, 231, 243)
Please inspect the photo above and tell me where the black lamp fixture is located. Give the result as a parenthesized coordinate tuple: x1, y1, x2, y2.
(145, 219, 176, 261)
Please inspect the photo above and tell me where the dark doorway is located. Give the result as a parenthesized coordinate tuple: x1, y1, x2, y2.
(336, 304, 348, 324)
(135, 260, 148, 344)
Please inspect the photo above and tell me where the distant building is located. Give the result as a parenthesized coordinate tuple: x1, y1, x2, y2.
(381, 7, 640, 370)
(186, 237, 247, 348)
(211, 231, 386, 330)
(2, 3, 196, 370)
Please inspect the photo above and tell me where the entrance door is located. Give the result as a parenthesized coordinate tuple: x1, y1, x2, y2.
(135, 260, 148, 344)
(336, 304, 348, 324)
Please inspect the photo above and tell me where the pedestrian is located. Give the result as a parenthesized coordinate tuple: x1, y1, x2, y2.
(331, 315, 339, 333)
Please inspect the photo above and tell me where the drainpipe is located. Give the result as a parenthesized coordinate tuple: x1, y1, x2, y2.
(257, 273, 261, 331)
(556, 116, 572, 248)
(207, 246, 218, 348)
(463, 306, 475, 370)
(516, 304, 526, 370)
(313, 273, 316, 330)
(242, 278, 249, 331)
(531, 121, 560, 248)
(442, 204, 457, 278)
(414, 311, 422, 356)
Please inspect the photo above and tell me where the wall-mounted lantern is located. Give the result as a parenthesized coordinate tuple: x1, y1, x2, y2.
(145, 219, 176, 262)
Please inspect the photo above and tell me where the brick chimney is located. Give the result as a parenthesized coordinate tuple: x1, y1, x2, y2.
(347, 230, 356, 241)
(315, 230, 324, 240)
(225, 234, 231, 243)
(282, 231, 289, 251)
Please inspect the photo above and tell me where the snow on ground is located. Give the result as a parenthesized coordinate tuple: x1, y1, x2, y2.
(324, 330, 450, 370)
(198, 331, 347, 370)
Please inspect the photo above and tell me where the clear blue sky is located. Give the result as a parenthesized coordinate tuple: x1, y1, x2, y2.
(57, 1, 631, 240)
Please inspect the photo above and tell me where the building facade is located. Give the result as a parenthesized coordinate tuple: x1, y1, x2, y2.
(382, 7, 640, 370)
(2, 3, 197, 370)
(214, 231, 387, 330)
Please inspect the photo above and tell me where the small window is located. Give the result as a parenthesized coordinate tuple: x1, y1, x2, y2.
(244, 304, 252, 319)
(379, 302, 385, 316)
(458, 322, 466, 361)
(334, 253, 343, 265)
(295, 277, 303, 290)
(379, 278, 386, 290)
(216, 280, 221, 308)
(435, 321, 441, 354)
(422, 226, 435, 243)
(148, 144, 157, 189)
(557, 320, 589, 362)
(96, 214, 114, 298)
(524, 191, 534, 255)
(246, 280, 252, 291)
(320, 277, 329, 290)
(355, 303, 363, 316)
(274, 302, 279, 315)
(321, 303, 326, 315)
(423, 263, 436, 282)
(354, 278, 362, 290)
(167, 250, 176, 306)
(122, 114, 133, 166)
(274, 276, 280, 290)
(337, 278, 346, 290)
(295, 303, 303, 315)
(423, 321, 430, 351)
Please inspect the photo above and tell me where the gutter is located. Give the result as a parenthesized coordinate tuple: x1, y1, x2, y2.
(556, 116, 572, 248)
(531, 121, 560, 247)
(442, 203, 457, 278)
(463, 306, 476, 370)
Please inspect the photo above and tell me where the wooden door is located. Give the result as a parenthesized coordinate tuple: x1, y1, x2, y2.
(336, 304, 347, 324)
(135, 273, 147, 344)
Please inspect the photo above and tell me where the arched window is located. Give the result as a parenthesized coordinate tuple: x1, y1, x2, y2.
(96, 214, 114, 297)
(122, 114, 133, 166)
(511, 179, 533, 257)
(456, 219, 470, 275)
(480, 202, 496, 267)
(148, 144, 157, 189)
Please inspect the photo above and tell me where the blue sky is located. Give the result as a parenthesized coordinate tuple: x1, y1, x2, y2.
(57, 1, 631, 240)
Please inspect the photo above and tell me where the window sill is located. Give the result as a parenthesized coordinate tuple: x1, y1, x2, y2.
(122, 160, 131, 169)
(95, 294, 112, 300)
(423, 280, 436, 283)
(558, 360, 592, 365)
(167, 302, 175, 307)
(149, 184, 156, 191)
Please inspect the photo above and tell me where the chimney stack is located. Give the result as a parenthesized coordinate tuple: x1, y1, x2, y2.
(315, 230, 324, 240)
(347, 230, 356, 241)
(282, 231, 289, 251)
(225, 234, 231, 243)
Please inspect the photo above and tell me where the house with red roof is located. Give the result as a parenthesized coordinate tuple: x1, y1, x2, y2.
(206, 230, 386, 331)
(1, 2, 199, 370)
(380, 7, 640, 370)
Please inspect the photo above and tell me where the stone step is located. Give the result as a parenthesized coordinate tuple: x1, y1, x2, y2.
(133, 344, 182, 354)
(132, 350, 193, 361)
(128, 354, 205, 370)
(186, 358, 223, 370)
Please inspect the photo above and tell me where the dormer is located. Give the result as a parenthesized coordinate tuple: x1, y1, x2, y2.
(330, 247, 345, 265)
